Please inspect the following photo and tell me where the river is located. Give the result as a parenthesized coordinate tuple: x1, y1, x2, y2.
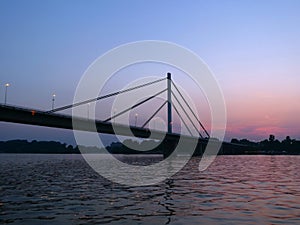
(0, 154, 300, 224)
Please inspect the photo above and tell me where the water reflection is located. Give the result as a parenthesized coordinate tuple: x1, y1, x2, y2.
(159, 179, 175, 224)
(0, 154, 300, 224)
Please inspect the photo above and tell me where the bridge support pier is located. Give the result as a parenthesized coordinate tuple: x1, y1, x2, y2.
(163, 138, 177, 159)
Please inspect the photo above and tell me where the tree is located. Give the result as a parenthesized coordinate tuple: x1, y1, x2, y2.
(231, 138, 239, 144)
(269, 134, 275, 142)
(284, 136, 292, 144)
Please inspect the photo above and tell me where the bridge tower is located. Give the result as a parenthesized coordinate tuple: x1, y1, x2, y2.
(163, 72, 175, 158)
(167, 72, 172, 134)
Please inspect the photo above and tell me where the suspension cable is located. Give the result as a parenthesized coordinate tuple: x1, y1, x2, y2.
(172, 91, 203, 138)
(104, 88, 167, 123)
(171, 80, 210, 138)
(46, 77, 166, 114)
(141, 100, 167, 128)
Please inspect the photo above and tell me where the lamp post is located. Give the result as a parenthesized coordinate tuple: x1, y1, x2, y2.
(87, 103, 90, 120)
(4, 83, 10, 105)
(135, 113, 138, 127)
(52, 94, 56, 110)
(113, 108, 116, 123)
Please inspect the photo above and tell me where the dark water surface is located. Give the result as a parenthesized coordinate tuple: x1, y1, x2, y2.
(0, 154, 300, 224)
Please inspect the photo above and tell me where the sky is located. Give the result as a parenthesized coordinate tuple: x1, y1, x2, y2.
(0, 0, 300, 144)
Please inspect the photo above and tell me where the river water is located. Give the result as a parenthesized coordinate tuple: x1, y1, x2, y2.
(0, 154, 300, 224)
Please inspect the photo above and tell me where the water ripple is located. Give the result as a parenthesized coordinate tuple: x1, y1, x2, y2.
(0, 154, 300, 224)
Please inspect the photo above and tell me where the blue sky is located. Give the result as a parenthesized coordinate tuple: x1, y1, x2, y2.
(1, 0, 300, 144)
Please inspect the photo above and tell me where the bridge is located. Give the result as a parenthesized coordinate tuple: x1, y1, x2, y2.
(0, 73, 241, 157)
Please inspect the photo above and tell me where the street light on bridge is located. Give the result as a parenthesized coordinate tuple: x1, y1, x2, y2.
(135, 113, 138, 127)
(4, 83, 10, 105)
(113, 108, 116, 123)
(87, 103, 90, 120)
(52, 94, 56, 110)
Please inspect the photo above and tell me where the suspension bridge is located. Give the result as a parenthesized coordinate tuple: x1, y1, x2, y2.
(0, 73, 238, 157)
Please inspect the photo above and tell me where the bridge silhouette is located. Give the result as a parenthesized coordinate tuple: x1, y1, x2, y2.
(0, 73, 242, 157)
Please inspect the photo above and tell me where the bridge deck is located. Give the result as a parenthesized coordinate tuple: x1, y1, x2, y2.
(0, 104, 207, 143)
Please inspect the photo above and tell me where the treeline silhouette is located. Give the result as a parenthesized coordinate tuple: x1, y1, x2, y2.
(1, 135, 300, 155)
(0, 140, 79, 154)
(0, 139, 163, 154)
(228, 135, 300, 155)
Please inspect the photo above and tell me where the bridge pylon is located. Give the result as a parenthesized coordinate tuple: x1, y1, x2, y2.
(167, 72, 172, 134)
